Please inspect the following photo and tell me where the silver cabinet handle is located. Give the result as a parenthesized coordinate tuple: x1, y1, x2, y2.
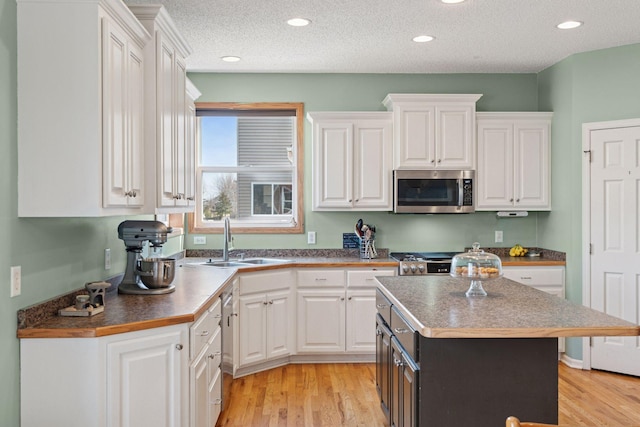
(212, 399, 222, 405)
(394, 327, 409, 334)
(213, 314, 222, 318)
(376, 303, 388, 309)
(315, 278, 327, 281)
(520, 276, 532, 280)
(393, 357, 403, 367)
(200, 331, 209, 336)
(176, 344, 183, 351)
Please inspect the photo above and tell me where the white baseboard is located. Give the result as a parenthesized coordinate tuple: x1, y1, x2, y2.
(560, 353, 584, 369)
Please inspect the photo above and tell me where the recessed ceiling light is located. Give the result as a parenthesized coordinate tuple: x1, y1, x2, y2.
(557, 20, 583, 30)
(287, 18, 311, 27)
(221, 56, 241, 63)
(441, 0, 466, 3)
(413, 35, 435, 43)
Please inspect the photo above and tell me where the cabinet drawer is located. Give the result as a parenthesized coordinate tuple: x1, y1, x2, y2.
(503, 267, 564, 286)
(207, 328, 222, 385)
(391, 306, 417, 361)
(190, 309, 218, 360)
(239, 270, 294, 295)
(297, 269, 345, 287)
(347, 269, 396, 287)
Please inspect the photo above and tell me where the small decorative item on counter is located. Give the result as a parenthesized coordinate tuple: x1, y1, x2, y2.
(59, 281, 111, 317)
(451, 242, 503, 297)
(509, 244, 528, 257)
(355, 218, 377, 259)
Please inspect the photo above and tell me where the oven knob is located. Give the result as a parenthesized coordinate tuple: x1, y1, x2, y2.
(402, 264, 409, 273)
(418, 264, 425, 273)
(410, 264, 417, 273)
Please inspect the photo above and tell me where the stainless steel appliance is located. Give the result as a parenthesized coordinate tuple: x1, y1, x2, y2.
(117, 220, 174, 295)
(390, 251, 458, 276)
(393, 169, 474, 213)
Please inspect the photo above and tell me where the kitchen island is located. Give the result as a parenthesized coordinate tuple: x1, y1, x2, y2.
(375, 275, 640, 427)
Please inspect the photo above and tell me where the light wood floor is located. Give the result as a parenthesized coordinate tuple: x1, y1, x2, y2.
(216, 363, 640, 427)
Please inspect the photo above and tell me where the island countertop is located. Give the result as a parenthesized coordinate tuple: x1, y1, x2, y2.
(376, 275, 640, 339)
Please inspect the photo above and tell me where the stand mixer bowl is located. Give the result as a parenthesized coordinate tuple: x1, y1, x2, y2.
(136, 258, 176, 289)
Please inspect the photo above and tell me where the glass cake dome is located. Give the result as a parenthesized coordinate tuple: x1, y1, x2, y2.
(450, 242, 503, 296)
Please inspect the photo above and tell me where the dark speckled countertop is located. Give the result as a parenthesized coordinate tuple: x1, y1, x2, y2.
(16, 248, 570, 340)
(377, 275, 640, 339)
(17, 256, 397, 339)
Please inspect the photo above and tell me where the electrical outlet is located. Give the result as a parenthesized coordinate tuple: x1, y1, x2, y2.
(495, 230, 503, 243)
(104, 248, 111, 270)
(307, 231, 316, 245)
(194, 236, 206, 245)
(10, 266, 21, 297)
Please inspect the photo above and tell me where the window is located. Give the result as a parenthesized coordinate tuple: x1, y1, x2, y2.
(188, 103, 304, 234)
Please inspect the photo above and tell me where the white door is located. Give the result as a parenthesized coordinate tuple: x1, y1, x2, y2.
(588, 124, 640, 376)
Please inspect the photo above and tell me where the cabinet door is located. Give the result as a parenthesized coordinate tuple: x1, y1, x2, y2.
(394, 104, 436, 169)
(102, 17, 144, 208)
(184, 93, 197, 205)
(238, 293, 267, 366)
(436, 105, 475, 169)
(266, 289, 294, 359)
(353, 121, 393, 209)
(190, 350, 208, 427)
(514, 122, 550, 209)
(297, 289, 346, 352)
(106, 326, 187, 427)
(158, 35, 177, 207)
(376, 317, 392, 420)
(346, 289, 377, 352)
(476, 121, 514, 209)
(174, 56, 188, 207)
(312, 121, 353, 209)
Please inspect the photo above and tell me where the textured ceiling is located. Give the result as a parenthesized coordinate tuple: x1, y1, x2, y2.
(125, 0, 640, 73)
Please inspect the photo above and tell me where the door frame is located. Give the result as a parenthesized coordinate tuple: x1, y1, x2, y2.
(581, 117, 640, 369)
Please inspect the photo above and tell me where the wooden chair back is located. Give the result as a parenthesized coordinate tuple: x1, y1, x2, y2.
(506, 415, 558, 427)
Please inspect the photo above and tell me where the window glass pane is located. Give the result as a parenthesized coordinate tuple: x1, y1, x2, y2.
(252, 183, 293, 216)
(201, 172, 237, 220)
(200, 117, 238, 167)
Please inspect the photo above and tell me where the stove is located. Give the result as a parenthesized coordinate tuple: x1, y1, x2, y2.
(390, 251, 459, 276)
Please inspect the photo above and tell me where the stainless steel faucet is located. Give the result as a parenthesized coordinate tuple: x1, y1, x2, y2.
(223, 216, 232, 261)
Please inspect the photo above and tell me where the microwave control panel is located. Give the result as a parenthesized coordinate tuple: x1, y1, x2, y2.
(462, 179, 473, 206)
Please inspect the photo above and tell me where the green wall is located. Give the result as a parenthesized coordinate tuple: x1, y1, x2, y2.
(537, 43, 640, 359)
(2, 0, 639, 420)
(188, 72, 542, 253)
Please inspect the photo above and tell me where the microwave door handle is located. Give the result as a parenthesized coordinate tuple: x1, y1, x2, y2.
(457, 178, 463, 206)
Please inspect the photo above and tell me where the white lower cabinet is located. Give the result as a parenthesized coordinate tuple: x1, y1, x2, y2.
(20, 303, 227, 427)
(238, 270, 295, 368)
(106, 326, 188, 427)
(20, 324, 189, 427)
(190, 298, 222, 427)
(503, 265, 565, 352)
(297, 268, 396, 354)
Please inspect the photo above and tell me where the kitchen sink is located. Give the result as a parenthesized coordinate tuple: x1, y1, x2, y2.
(201, 261, 250, 268)
(240, 258, 291, 265)
(200, 258, 291, 268)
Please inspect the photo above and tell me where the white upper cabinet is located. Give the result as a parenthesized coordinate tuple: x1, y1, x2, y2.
(476, 112, 552, 211)
(184, 79, 201, 207)
(17, 0, 151, 216)
(308, 112, 393, 211)
(128, 5, 196, 214)
(382, 94, 482, 170)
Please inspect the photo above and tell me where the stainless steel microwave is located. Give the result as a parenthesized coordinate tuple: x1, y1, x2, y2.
(393, 169, 474, 213)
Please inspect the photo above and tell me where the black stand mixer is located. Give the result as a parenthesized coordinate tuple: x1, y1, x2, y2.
(117, 220, 175, 295)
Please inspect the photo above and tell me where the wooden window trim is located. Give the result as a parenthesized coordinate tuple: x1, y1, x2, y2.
(188, 102, 304, 234)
